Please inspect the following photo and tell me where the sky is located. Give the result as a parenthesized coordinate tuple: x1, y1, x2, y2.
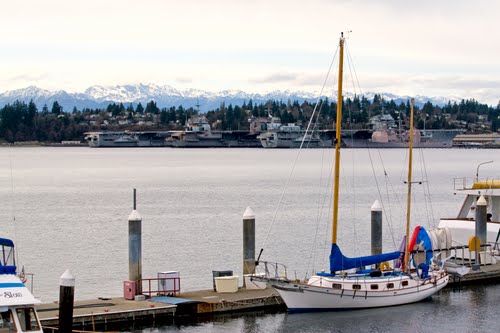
(1, 0, 499, 105)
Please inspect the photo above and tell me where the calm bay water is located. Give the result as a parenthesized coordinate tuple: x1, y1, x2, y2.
(0, 147, 498, 332)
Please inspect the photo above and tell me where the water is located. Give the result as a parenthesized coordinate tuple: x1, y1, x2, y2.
(0, 147, 498, 332)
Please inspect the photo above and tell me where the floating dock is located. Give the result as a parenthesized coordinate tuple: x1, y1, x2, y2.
(448, 262, 500, 286)
(37, 288, 283, 330)
(36, 262, 500, 330)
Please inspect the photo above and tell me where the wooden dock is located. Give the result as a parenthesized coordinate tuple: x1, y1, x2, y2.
(448, 262, 500, 285)
(37, 297, 176, 329)
(36, 287, 283, 330)
(36, 263, 500, 331)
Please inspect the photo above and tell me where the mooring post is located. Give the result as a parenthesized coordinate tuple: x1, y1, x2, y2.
(129, 188, 142, 294)
(58, 269, 75, 333)
(243, 206, 256, 287)
(371, 200, 382, 256)
(473, 195, 487, 270)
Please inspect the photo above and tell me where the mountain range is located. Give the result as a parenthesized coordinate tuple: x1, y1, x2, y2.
(0, 84, 460, 112)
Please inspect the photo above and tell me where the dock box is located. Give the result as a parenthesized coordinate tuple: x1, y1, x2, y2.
(214, 276, 239, 293)
(212, 270, 233, 291)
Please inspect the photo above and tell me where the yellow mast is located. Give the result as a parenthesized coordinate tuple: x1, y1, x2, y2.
(332, 32, 345, 244)
(404, 98, 415, 272)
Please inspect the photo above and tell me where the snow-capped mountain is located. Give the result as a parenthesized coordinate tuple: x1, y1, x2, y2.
(0, 83, 461, 112)
(84, 83, 183, 102)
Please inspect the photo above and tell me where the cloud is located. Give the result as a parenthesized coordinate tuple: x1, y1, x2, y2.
(0, 72, 51, 92)
(250, 72, 299, 84)
(175, 77, 193, 84)
(5, 73, 49, 83)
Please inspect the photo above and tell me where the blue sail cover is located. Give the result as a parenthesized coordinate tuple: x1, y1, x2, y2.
(329, 243, 402, 272)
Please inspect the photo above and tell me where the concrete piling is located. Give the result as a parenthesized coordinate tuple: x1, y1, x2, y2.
(243, 206, 256, 287)
(472, 195, 487, 271)
(475, 195, 487, 246)
(58, 269, 75, 333)
(128, 188, 142, 294)
(371, 200, 382, 255)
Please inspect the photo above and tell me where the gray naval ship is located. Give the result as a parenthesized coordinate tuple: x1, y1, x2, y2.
(342, 128, 464, 148)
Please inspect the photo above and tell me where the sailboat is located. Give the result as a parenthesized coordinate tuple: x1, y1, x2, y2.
(254, 32, 449, 311)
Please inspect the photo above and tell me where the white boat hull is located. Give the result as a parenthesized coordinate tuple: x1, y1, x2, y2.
(269, 273, 448, 311)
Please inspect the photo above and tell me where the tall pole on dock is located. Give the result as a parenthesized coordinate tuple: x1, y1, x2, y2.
(474, 195, 487, 270)
(129, 188, 142, 294)
(371, 200, 382, 256)
(58, 269, 75, 333)
(243, 206, 256, 287)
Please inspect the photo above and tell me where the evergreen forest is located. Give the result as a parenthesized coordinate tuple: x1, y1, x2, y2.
(0, 95, 499, 143)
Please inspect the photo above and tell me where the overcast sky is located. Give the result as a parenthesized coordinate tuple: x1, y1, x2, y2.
(1, 0, 499, 104)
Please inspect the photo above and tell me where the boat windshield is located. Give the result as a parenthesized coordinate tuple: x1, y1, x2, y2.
(0, 310, 15, 333)
(0, 238, 16, 273)
(16, 308, 40, 332)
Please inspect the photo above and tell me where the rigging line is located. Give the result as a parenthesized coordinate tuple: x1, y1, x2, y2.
(306, 98, 323, 149)
(320, 63, 339, 269)
(377, 149, 401, 238)
(8, 144, 20, 266)
(259, 46, 339, 256)
(416, 149, 429, 226)
(343, 47, 361, 256)
(339, 162, 360, 257)
(345, 43, 364, 95)
(322, 168, 335, 268)
(306, 98, 325, 272)
(421, 151, 436, 227)
(418, 148, 436, 228)
(308, 148, 334, 275)
(367, 148, 397, 247)
(344, 43, 360, 148)
(379, 148, 410, 243)
(298, 47, 339, 149)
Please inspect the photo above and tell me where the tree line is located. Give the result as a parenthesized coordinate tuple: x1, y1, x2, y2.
(0, 96, 499, 143)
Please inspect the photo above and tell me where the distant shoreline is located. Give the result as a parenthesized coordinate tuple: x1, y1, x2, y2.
(1, 142, 87, 147)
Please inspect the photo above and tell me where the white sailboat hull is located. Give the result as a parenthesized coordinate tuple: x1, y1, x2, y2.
(270, 273, 449, 311)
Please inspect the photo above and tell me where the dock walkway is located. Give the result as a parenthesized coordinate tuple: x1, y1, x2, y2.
(36, 264, 499, 330)
(37, 287, 283, 329)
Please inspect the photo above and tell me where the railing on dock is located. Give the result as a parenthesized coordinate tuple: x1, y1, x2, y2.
(453, 176, 500, 191)
(412, 242, 499, 270)
(139, 277, 180, 297)
(43, 326, 118, 333)
(446, 242, 498, 266)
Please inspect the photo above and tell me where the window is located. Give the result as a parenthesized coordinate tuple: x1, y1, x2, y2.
(387, 283, 394, 289)
(16, 308, 40, 332)
(401, 281, 409, 287)
(0, 311, 15, 333)
(370, 284, 379, 290)
(332, 283, 342, 289)
(352, 284, 361, 290)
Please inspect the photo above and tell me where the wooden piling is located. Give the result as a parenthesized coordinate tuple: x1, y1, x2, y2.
(58, 269, 75, 333)
(128, 189, 142, 294)
(243, 206, 256, 286)
(371, 200, 382, 255)
(473, 195, 487, 270)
